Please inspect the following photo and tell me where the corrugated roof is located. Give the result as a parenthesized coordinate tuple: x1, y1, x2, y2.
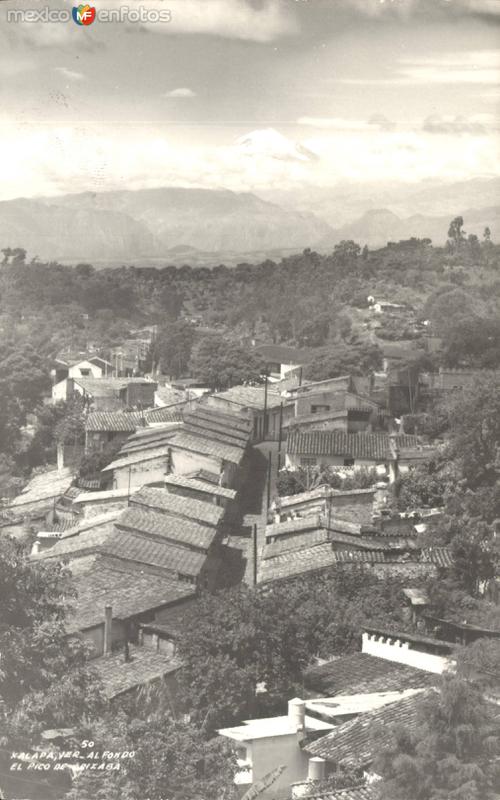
(168, 431, 243, 464)
(67, 555, 194, 632)
(305, 691, 429, 765)
(286, 431, 419, 460)
(130, 486, 224, 527)
(116, 506, 217, 551)
(92, 644, 181, 699)
(85, 412, 144, 432)
(164, 473, 236, 500)
(304, 651, 434, 696)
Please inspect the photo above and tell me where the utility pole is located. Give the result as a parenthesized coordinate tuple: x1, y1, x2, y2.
(262, 371, 268, 441)
(253, 523, 258, 586)
(277, 401, 283, 473)
(266, 450, 272, 510)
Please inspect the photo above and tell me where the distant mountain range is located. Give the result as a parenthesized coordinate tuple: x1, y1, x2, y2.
(0, 188, 330, 262)
(0, 178, 498, 264)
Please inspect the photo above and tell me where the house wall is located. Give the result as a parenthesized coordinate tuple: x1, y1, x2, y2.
(77, 497, 129, 519)
(68, 360, 104, 379)
(285, 453, 379, 471)
(113, 455, 171, 491)
(170, 447, 222, 480)
(362, 631, 452, 674)
(248, 734, 309, 799)
(83, 619, 125, 658)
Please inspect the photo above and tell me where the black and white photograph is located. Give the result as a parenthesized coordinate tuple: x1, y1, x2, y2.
(0, 0, 499, 798)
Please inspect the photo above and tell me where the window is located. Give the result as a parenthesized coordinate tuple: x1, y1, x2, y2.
(300, 457, 317, 467)
(343, 458, 355, 467)
(79, 368, 91, 376)
(311, 404, 330, 413)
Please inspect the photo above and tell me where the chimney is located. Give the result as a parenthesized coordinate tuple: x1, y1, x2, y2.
(308, 757, 326, 782)
(57, 441, 65, 471)
(288, 698, 306, 731)
(104, 605, 113, 656)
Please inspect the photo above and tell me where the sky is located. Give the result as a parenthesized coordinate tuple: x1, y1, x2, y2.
(0, 0, 499, 200)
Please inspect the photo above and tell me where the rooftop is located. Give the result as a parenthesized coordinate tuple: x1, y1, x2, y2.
(298, 786, 377, 800)
(102, 444, 175, 472)
(92, 643, 181, 699)
(192, 404, 252, 432)
(67, 555, 194, 632)
(85, 412, 144, 433)
(144, 406, 184, 424)
(258, 542, 338, 583)
(287, 431, 419, 460)
(306, 687, 425, 720)
(72, 488, 131, 504)
(304, 651, 435, 696)
(209, 384, 286, 411)
(305, 691, 430, 765)
(164, 473, 236, 500)
(185, 406, 251, 441)
(116, 505, 217, 551)
(168, 430, 243, 464)
(34, 525, 207, 577)
(75, 377, 157, 398)
(9, 467, 74, 510)
(219, 713, 333, 742)
(131, 486, 224, 527)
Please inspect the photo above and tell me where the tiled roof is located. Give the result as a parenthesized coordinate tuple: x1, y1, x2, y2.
(303, 786, 377, 800)
(102, 444, 173, 472)
(168, 431, 243, 464)
(92, 644, 181, 699)
(155, 385, 188, 406)
(266, 516, 323, 539)
(262, 531, 391, 561)
(116, 506, 217, 551)
(208, 385, 285, 411)
(34, 526, 207, 577)
(333, 550, 422, 564)
(164, 473, 236, 500)
(9, 467, 74, 509)
(193, 404, 252, 432)
(420, 547, 453, 568)
(119, 427, 181, 453)
(130, 486, 224, 527)
(184, 409, 251, 443)
(258, 542, 338, 583)
(305, 692, 428, 765)
(184, 422, 247, 451)
(58, 512, 124, 539)
(304, 651, 435, 696)
(85, 412, 144, 432)
(67, 555, 194, 632)
(262, 529, 330, 559)
(144, 406, 184, 424)
(186, 469, 220, 484)
(287, 431, 419, 460)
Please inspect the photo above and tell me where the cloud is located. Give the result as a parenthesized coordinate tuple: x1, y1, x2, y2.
(297, 116, 396, 132)
(54, 66, 85, 81)
(368, 114, 396, 131)
(330, 0, 500, 20)
(163, 88, 196, 98)
(422, 113, 492, 134)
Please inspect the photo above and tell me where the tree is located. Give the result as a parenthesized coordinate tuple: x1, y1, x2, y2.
(65, 710, 238, 800)
(189, 336, 264, 391)
(153, 320, 195, 378)
(306, 342, 382, 381)
(0, 538, 104, 740)
(447, 216, 465, 250)
(375, 677, 500, 800)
